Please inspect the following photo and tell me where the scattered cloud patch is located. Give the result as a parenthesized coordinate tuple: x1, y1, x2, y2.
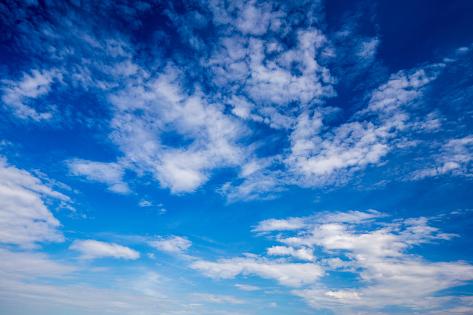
(149, 235, 191, 254)
(70, 239, 140, 260)
(413, 135, 473, 179)
(256, 210, 473, 313)
(68, 159, 130, 194)
(191, 256, 323, 287)
(1, 69, 58, 121)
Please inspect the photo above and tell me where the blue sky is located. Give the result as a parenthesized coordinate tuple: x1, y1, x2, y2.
(1, 0, 473, 314)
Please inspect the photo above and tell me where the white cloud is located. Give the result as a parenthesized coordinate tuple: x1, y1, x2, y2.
(0, 157, 67, 248)
(206, 1, 334, 130)
(413, 135, 473, 179)
(255, 210, 473, 313)
(244, 30, 333, 108)
(23, 0, 455, 202)
(266, 246, 314, 261)
(285, 66, 441, 186)
(218, 62, 447, 201)
(210, 28, 334, 129)
(70, 239, 140, 260)
(108, 66, 247, 193)
(191, 256, 323, 287)
(253, 217, 306, 233)
(316, 209, 384, 224)
(149, 235, 191, 254)
(1, 69, 58, 121)
(208, 0, 281, 36)
(68, 159, 130, 194)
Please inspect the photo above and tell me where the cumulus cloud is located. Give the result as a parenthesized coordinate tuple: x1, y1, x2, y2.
(220, 62, 447, 201)
(285, 66, 442, 186)
(70, 240, 140, 260)
(108, 66, 247, 193)
(255, 210, 473, 313)
(0, 157, 67, 248)
(5, 0, 465, 202)
(207, 2, 335, 129)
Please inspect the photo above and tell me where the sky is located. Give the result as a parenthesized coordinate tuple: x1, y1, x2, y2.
(1, 0, 473, 314)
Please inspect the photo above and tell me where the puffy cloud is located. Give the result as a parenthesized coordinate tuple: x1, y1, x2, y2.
(70, 240, 140, 260)
(285, 66, 441, 186)
(208, 23, 334, 129)
(68, 159, 130, 194)
(108, 66, 247, 193)
(3, 0, 467, 202)
(0, 157, 67, 248)
(149, 235, 191, 254)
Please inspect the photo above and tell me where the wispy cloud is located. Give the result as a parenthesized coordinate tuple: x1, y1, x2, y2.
(68, 159, 130, 194)
(149, 235, 192, 254)
(191, 255, 323, 287)
(70, 239, 140, 260)
(413, 135, 473, 179)
(0, 156, 68, 248)
(1, 69, 58, 121)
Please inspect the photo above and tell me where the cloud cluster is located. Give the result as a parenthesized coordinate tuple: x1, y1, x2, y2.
(108, 66, 247, 193)
(193, 210, 473, 314)
(2, 0, 467, 201)
(285, 66, 442, 186)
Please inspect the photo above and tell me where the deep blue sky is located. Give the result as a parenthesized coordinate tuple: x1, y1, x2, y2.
(1, 1, 473, 314)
